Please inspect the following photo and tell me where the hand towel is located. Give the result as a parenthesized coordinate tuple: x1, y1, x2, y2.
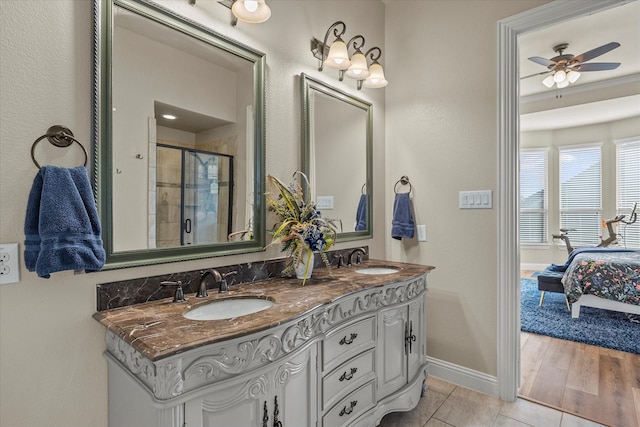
(355, 194, 367, 231)
(24, 166, 106, 278)
(391, 192, 415, 240)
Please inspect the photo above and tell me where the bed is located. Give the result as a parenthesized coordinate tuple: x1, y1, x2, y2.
(562, 251, 640, 318)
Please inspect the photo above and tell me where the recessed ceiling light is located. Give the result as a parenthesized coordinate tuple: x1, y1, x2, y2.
(162, 114, 177, 120)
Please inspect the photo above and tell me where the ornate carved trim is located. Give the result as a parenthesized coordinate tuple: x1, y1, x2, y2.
(106, 330, 155, 381)
(282, 277, 426, 352)
(184, 334, 282, 383)
(200, 375, 268, 412)
(155, 359, 184, 399)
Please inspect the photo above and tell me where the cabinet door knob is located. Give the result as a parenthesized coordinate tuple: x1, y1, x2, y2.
(339, 367, 358, 381)
(339, 333, 358, 345)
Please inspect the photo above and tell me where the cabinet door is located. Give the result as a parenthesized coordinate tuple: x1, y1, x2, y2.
(376, 305, 408, 397)
(184, 374, 267, 427)
(274, 344, 318, 427)
(184, 344, 317, 427)
(406, 296, 425, 381)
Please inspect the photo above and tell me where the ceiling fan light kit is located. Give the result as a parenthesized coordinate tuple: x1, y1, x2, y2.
(524, 41, 621, 90)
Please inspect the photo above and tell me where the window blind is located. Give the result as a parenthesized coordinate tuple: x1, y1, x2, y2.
(616, 139, 640, 249)
(520, 150, 547, 244)
(559, 145, 601, 246)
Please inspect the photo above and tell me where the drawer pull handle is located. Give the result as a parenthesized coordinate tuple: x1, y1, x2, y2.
(339, 400, 358, 417)
(339, 333, 358, 345)
(339, 367, 357, 381)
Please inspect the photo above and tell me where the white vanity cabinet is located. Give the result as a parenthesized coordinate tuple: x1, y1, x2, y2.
(101, 272, 429, 427)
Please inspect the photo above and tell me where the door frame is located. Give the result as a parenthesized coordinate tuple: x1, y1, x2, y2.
(496, 0, 630, 401)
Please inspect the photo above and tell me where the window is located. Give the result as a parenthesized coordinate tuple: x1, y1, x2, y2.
(559, 145, 601, 246)
(616, 138, 640, 249)
(520, 149, 548, 244)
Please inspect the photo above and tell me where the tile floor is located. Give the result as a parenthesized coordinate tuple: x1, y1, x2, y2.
(378, 376, 605, 427)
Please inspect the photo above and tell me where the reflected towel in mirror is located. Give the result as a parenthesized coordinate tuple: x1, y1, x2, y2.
(355, 194, 367, 231)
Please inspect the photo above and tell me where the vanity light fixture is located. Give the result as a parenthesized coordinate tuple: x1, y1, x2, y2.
(162, 114, 177, 120)
(190, 0, 271, 26)
(311, 21, 388, 90)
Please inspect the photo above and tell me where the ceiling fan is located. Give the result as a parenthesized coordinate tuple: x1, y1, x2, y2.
(523, 41, 621, 89)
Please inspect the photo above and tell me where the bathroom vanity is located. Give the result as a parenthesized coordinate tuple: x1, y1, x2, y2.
(94, 260, 433, 427)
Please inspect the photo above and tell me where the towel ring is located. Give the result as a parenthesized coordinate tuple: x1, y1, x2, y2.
(394, 175, 412, 194)
(31, 125, 88, 169)
(361, 183, 366, 194)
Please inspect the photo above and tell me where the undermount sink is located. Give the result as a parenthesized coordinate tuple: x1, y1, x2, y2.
(183, 297, 274, 321)
(354, 266, 400, 275)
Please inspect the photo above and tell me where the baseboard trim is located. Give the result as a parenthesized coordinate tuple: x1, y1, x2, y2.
(427, 357, 499, 397)
(520, 263, 548, 271)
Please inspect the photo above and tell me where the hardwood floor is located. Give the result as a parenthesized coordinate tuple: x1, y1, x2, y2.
(519, 271, 640, 426)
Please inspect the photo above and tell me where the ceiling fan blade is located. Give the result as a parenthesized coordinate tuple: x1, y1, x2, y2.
(528, 56, 556, 67)
(577, 62, 621, 71)
(572, 42, 620, 63)
(520, 70, 551, 80)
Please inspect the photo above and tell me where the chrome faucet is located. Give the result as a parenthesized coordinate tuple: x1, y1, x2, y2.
(197, 270, 222, 297)
(348, 247, 366, 266)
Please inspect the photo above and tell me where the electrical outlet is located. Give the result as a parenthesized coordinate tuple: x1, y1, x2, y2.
(0, 243, 20, 285)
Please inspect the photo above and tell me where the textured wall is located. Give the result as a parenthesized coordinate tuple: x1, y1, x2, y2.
(384, 0, 549, 376)
(0, 1, 384, 426)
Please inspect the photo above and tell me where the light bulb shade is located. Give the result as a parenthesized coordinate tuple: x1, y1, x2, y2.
(362, 62, 388, 88)
(231, 0, 271, 23)
(324, 38, 351, 70)
(556, 79, 569, 89)
(567, 70, 581, 83)
(345, 51, 370, 79)
(553, 70, 566, 83)
(542, 74, 555, 88)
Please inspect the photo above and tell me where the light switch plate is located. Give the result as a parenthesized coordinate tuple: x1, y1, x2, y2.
(459, 190, 493, 209)
(0, 243, 20, 284)
(316, 196, 334, 210)
(417, 225, 427, 242)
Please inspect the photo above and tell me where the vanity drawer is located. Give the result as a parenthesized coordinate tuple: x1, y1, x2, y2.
(322, 349, 375, 410)
(322, 380, 375, 427)
(323, 316, 375, 370)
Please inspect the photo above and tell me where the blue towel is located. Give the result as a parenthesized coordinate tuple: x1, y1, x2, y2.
(355, 194, 367, 231)
(391, 192, 415, 240)
(24, 166, 105, 278)
(548, 247, 636, 272)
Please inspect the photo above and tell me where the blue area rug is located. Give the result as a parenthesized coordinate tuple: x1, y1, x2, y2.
(520, 278, 640, 354)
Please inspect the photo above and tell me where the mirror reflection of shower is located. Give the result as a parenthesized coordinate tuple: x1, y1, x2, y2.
(153, 101, 236, 247)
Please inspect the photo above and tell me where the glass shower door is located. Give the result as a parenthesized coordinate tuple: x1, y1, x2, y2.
(156, 144, 233, 247)
(183, 151, 219, 246)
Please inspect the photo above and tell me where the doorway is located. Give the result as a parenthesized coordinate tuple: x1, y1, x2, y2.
(497, 0, 630, 402)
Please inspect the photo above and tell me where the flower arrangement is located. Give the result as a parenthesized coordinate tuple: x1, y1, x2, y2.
(267, 172, 337, 284)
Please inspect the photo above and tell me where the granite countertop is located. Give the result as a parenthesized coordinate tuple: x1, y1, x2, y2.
(93, 260, 434, 361)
